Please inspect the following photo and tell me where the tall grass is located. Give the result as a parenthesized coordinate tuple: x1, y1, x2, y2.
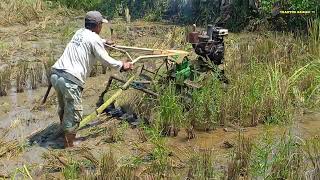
(222, 31, 317, 126)
(187, 149, 221, 179)
(308, 19, 320, 58)
(155, 82, 184, 136)
(227, 131, 312, 179)
(227, 135, 253, 179)
(249, 132, 306, 179)
(222, 63, 295, 126)
(188, 73, 223, 130)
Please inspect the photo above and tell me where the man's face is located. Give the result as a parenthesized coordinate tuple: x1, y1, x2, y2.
(97, 22, 103, 34)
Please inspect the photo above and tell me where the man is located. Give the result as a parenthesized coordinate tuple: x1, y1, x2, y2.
(50, 11, 133, 148)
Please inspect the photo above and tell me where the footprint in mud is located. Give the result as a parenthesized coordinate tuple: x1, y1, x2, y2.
(28, 123, 65, 149)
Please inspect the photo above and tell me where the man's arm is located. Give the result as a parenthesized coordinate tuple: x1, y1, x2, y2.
(92, 40, 123, 70)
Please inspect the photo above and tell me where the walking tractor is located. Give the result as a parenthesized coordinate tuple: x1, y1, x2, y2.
(78, 25, 229, 130)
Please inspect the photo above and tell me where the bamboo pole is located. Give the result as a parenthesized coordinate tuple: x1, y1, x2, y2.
(78, 75, 136, 129)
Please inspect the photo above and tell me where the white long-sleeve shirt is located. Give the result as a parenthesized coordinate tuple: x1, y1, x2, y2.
(52, 28, 123, 84)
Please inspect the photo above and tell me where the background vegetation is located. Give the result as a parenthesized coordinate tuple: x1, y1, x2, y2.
(51, 0, 319, 31)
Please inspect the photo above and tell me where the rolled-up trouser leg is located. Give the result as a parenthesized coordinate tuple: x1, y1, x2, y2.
(50, 74, 83, 133)
(62, 82, 83, 133)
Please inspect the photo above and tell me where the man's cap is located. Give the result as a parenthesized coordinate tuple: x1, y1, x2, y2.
(85, 11, 108, 24)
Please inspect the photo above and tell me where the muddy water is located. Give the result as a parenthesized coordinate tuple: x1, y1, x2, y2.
(1, 72, 320, 176)
(0, 74, 111, 175)
(294, 112, 320, 137)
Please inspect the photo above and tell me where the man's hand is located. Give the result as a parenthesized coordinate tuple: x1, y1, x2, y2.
(121, 61, 133, 71)
(105, 40, 115, 46)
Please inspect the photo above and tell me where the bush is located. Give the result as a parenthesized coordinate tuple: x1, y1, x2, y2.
(52, 0, 101, 10)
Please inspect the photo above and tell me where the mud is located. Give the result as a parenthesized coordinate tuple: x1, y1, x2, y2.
(0, 73, 114, 174)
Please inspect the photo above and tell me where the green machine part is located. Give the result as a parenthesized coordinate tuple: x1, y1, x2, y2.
(175, 57, 192, 85)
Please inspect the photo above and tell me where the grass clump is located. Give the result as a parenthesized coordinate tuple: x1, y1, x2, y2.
(227, 131, 306, 179)
(227, 135, 253, 179)
(10, 165, 33, 179)
(308, 19, 320, 58)
(0, 64, 11, 96)
(188, 73, 223, 131)
(0, 41, 10, 59)
(155, 82, 184, 136)
(222, 62, 265, 126)
(16, 62, 28, 93)
(248, 131, 305, 179)
(294, 62, 320, 109)
(142, 125, 172, 177)
(62, 160, 80, 179)
(27, 62, 47, 89)
(187, 149, 221, 179)
(105, 121, 129, 143)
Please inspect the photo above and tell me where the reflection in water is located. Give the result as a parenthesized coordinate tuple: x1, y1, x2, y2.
(1, 81, 50, 141)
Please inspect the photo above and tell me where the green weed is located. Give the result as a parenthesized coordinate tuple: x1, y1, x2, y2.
(62, 160, 80, 180)
(143, 125, 171, 176)
(308, 19, 320, 58)
(188, 73, 223, 130)
(249, 131, 305, 179)
(155, 82, 184, 136)
(11, 165, 33, 179)
(0, 41, 9, 59)
(61, 22, 78, 42)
